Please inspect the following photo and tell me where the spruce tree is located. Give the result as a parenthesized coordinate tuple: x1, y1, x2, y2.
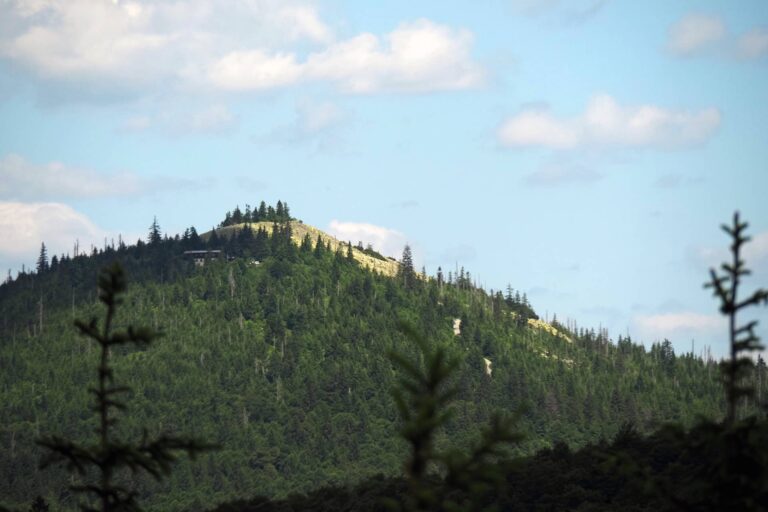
(148, 217, 162, 245)
(347, 241, 355, 262)
(314, 234, 325, 258)
(36, 243, 48, 274)
(705, 211, 768, 423)
(399, 244, 415, 289)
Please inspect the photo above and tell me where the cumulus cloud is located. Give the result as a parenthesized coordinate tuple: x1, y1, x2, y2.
(667, 14, 726, 56)
(0, 201, 106, 265)
(737, 28, 768, 59)
(208, 50, 303, 91)
(633, 312, 725, 341)
(1, 0, 333, 88)
(499, 110, 579, 149)
(0, 2, 483, 98)
(327, 220, 407, 259)
(666, 14, 768, 60)
(0, 153, 143, 200)
(211, 19, 485, 94)
(497, 95, 720, 150)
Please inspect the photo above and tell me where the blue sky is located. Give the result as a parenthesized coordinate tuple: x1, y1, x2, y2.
(1, 0, 767, 358)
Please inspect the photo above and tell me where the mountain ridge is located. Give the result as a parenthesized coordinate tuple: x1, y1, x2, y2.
(0, 203, 725, 511)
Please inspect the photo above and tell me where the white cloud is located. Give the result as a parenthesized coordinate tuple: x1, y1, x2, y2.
(1, 2, 482, 97)
(211, 19, 485, 94)
(737, 28, 768, 59)
(277, 5, 334, 44)
(0, 153, 143, 200)
(667, 14, 725, 56)
(497, 95, 720, 150)
(666, 14, 768, 60)
(327, 220, 407, 259)
(746, 231, 768, 265)
(0, 0, 331, 91)
(0, 201, 106, 262)
(208, 50, 303, 91)
(633, 312, 724, 341)
(498, 110, 579, 149)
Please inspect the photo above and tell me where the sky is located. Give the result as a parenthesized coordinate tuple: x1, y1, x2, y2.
(1, 0, 767, 358)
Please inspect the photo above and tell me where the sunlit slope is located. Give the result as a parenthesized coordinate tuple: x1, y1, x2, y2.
(204, 221, 401, 277)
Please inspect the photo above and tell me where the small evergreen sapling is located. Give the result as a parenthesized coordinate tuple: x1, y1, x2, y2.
(704, 211, 768, 422)
(36, 263, 217, 512)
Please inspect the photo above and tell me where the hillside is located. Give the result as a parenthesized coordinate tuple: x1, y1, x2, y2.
(206, 221, 401, 277)
(0, 204, 725, 511)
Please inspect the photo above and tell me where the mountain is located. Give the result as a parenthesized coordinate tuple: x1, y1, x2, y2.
(0, 204, 724, 511)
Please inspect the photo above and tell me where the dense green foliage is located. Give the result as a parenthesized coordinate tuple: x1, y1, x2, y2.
(218, 201, 293, 228)
(0, 209, 733, 511)
(208, 210, 768, 512)
(206, 417, 768, 512)
(36, 264, 215, 511)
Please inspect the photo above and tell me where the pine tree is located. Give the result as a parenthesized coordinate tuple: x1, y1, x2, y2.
(232, 206, 243, 225)
(36, 243, 48, 273)
(399, 244, 415, 289)
(314, 234, 325, 259)
(148, 217, 162, 245)
(346, 241, 354, 262)
(275, 201, 285, 220)
(300, 234, 312, 253)
(244, 204, 252, 223)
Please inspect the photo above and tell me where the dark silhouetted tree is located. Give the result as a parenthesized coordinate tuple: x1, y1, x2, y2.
(36, 243, 48, 274)
(148, 217, 162, 245)
(705, 211, 768, 423)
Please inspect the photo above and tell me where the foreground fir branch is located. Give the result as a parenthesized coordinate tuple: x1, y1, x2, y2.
(705, 211, 768, 423)
(36, 263, 218, 512)
(389, 321, 523, 512)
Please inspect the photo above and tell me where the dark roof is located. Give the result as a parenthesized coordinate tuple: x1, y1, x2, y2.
(183, 250, 222, 255)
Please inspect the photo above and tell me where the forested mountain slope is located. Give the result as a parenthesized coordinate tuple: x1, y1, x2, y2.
(0, 206, 724, 511)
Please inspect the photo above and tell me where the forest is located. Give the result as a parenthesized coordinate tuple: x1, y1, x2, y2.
(0, 203, 765, 511)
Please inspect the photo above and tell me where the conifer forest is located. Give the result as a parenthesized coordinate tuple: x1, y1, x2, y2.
(0, 203, 766, 511)
(1, 3, 767, 510)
